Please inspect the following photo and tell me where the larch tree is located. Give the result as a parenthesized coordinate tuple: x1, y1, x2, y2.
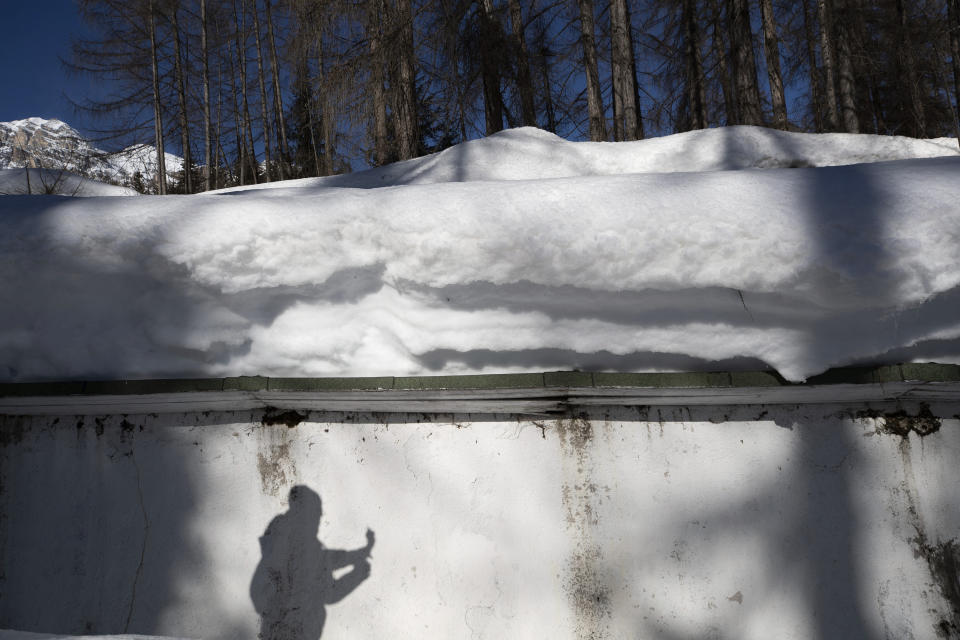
(728, 0, 763, 125)
(949, 0, 960, 142)
(708, 0, 738, 124)
(477, 0, 505, 134)
(200, 0, 214, 189)
(610, 0, 644, 140)
(507, 0, 537, 126)
(393, 0, 420, 160)
(148, 0, 168, 193)
(578, 0, 608, 140)
(801, 0, 824, 130)
(170, 1, 194, 193)
(817, 0, 841, 130)
(367, 0, 390, 166)
(682, 0, 709, 130)
(265, 0, 291, 174)
(834, 0, 859, 132)
(251, 0, 275, 180)
(759, 0, 788, 128)
(894, 0, 925, 136)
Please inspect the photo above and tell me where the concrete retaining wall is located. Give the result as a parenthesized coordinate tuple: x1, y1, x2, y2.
(2, 400, 959, 639)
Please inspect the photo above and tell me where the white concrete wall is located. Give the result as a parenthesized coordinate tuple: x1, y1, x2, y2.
(2, 402, 959, 640)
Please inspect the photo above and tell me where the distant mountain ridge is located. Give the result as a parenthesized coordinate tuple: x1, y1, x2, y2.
(0, 117, 183, 191)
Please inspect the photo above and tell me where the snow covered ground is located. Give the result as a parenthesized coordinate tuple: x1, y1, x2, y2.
(1, 125, 958, 382)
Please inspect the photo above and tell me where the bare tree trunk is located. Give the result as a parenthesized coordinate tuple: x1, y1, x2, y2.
(577, 0, 607, 140)
(265, 0, 289, 177)
(171, 5, 193, 193)
(508, 0, 536, 126)
(234, 0, 258, 183)
(728, 0, 763, 126)
(532, 21, 558, 133)
(834, 0, 859, 133)
(201, 0, 213, 190)
(478, 0, 504, 134)
(802, 0, 824, 131)
(610, 0, 642, 140)
(228, 47, 246, 185)
(215, 54, 225, 188)
(627, 8, 644, 139)
(252, 0, 274, 180)
(950, 0, 960, 145)
(148, 0, 167, 195)
(368, 0, 389, 165)
(682, 0, 708, 129)
(709, 0, 738, 124)
(895, 0, 925, 136)
(759, 0, 788, 129)
(395, 0, 419, 159)
(934, 41, 960, 142)
(317, 39, 335, 175)
(817, 0, 840, 130)
(308, 92, 321, 175)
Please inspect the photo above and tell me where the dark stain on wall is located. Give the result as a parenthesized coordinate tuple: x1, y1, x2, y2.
(262, 408, 307, 428)
(567, 543, 612, 638)
(0, 415, 26, 446)
(855, 403, 941, 437)
(912, 537, 960, 639)
(555, 415, 613, 639)
(257, 441, 294, 497)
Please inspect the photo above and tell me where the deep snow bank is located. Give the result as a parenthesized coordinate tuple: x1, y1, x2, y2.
(1, 127, 959, 382)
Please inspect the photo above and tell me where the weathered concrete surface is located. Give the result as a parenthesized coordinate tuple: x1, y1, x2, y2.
(2, 402, 959, 639)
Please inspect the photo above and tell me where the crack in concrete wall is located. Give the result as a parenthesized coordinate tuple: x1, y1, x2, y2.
(124, 443, 149, 633)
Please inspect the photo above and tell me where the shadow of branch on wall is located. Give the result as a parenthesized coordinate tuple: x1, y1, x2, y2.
(251, 485, 375, 640)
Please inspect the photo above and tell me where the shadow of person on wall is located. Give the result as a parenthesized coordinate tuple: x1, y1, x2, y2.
(250, 485, 375, 640)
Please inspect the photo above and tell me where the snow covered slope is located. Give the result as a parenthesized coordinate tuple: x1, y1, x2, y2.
(214, 125, 960, 191)
(0, 168, 138, 196)
(1, 126, 958, 382)
(0, 117, 182, 190)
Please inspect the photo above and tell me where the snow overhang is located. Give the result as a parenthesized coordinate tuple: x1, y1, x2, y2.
(0, 363, 958, 416)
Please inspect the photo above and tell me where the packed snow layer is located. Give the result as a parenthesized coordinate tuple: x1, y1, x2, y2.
(1, 126, 959, 382)
(0, 168, 138, 197)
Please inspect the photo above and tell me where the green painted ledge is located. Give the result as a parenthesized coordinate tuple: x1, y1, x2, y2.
(0, 363, 956, 398)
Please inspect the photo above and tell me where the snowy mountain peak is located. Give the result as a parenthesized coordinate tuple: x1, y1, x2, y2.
(0, 116, 182, 191)
(0, 116, 81, 137)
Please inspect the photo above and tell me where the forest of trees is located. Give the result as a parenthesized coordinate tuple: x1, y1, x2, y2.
(69, 0, 960, 193)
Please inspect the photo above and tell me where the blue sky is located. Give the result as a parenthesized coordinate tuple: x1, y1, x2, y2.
(0, 1, 99, 133)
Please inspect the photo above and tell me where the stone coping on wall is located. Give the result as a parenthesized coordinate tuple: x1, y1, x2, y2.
(0, 363, 958, 416)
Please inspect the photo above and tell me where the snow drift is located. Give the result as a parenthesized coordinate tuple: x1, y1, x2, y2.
(214, 125, 960, 191)
(1, 126, 959, 382)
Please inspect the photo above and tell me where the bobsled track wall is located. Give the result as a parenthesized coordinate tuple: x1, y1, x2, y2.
(2, 367, 960, 640)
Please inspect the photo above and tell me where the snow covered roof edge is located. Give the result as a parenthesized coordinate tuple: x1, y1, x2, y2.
(1, 363, 958, 416)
